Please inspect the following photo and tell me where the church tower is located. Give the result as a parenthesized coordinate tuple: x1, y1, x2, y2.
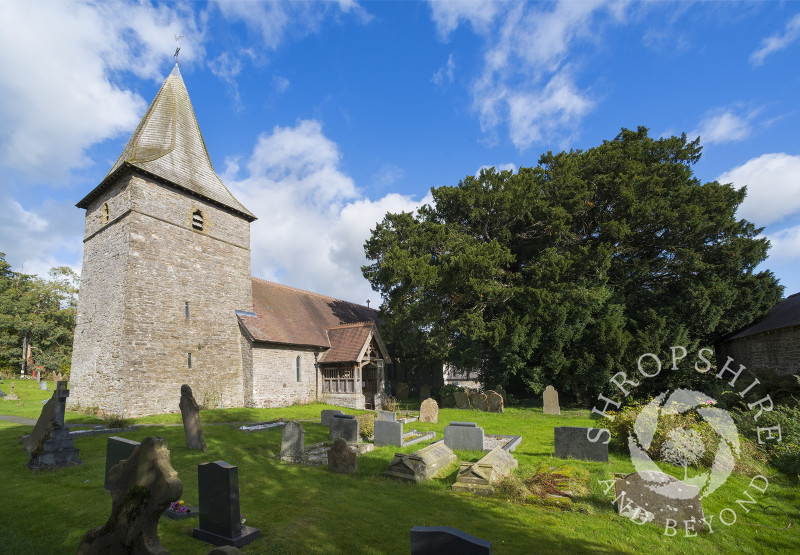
(70, 65, 256, 417)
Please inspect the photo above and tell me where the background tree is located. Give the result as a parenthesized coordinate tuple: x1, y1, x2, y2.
(363, 127, 783, 402)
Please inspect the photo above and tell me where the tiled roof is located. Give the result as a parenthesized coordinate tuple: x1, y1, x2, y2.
(239, 279, 379, 348)
(77, 64, 255, 221)
(319, 323, 374, 364)
(726, 292, 800, 340)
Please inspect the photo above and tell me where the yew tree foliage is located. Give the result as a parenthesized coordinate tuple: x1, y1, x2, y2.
(363, 128, 783, 402)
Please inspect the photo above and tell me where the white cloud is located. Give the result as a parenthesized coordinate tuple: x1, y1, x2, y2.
(718, 153, 800, 227)
(690, 108, 759, 145)
(428, 0, 500, 39)
(372, 164, 406, 189)
(766, 224, 800, 261)
(228, 120, 429, 304)
(432, 53, 455, 87)
(0, 0, 201, 180)
(750, 13, 800, 66)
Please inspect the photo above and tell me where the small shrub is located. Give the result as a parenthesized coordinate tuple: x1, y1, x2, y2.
(103, 414, 132, 429)
(438, 384, 462, 408)
(494, 473, 529, 504)
(200, 387, 222, 410)
(357, 413, 375, 440)
(383, 395, 398, 412)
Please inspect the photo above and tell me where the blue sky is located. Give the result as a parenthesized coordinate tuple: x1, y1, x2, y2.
(1, 1, 799, 305)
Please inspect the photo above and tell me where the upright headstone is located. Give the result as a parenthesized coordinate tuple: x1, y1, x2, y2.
(180, 384, 207, 452)
(329, 414, 359, 443)
(443, 422, 485, 451)
(614, 471, 705, 529)
(453, 390, 470, 410)
(419, 398, 439, 423)
(39, 381, 48, 391)
(543, 385, 560, 415)
(327, 437, 357, 474)
(374, 420, 403, 447)
(320, 409, 345, 426)
(26, 381, 81, 470)
(193, 461, 261, 548)
(377, 410, 397, 422)
(104, 436, 140, 491)
(485, 391, 504, 413)
(494, 385, 507, 403)
(554, 426, 608, 462)
(410, 526, 492, 555)
(469, 392, 488, 412)
(78, 437, 182, 554)
(280, 421, 305, 462)
(396, 382, 409, 401)
(419, 384, 431, 401)
(5, 381, 19, 401)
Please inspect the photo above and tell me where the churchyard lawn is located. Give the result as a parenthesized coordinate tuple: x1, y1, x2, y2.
(1, 379, 798, 554)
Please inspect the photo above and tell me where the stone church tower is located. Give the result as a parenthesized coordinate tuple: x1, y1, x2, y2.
(70, 65, 256, 417)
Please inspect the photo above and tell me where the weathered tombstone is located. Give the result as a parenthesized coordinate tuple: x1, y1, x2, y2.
(396, 382, 409, 400)
(280, 421, 305, 462)
(26, 381, 81, 470)
(494, 385, 507, 403)
(374, 420, 403, 447)
(410, 526, 492, 555)
(377, 410, 397, 422)
(180, 384, 207, 451)
(469, 392, 488, 412)
(543, 385, 560, 415)
(453, 390, 470, 410)
(327, 437, 357, 474)
(614, 471, 705, 530)
(419, 398, 439, 423)
(444, 422, 485, 451)
(104, 436, 140, 491)
(5, 381, 19, 401)
(419, 384, 431, 401)
(485, 391, 504, 413)
(39, 381, 48, 391)
(193, 461, 261, 548)
(383, 440, 457, 483)
(78, 437, 182, 554)
(320, 409, 344, 426)
(554, 426, 608, 462)
(329, 414, 359, 443)
(451, 446, 518, 495)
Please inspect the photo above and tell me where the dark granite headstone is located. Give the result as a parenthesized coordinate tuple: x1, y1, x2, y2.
(554, 426, 609, 462)
(26, 382, 81, 470)
(320, 409, 344, 426)
(444, 422, 484, 451)
(410, 526, 492, 554)
(329, 414, 359, 443)
(419, 398, 439, 423)
(327, 437, 357, 474)
(193, 461, 261, 548)
(374, 420, 403, 447)
(179, 384, 207, 451)
(104, 436, 140, 491)
(280, 421, 305, 462)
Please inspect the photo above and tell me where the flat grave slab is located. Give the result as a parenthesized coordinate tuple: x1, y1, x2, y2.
(452, 446, 518, 495)
(383, 440, 457, 483)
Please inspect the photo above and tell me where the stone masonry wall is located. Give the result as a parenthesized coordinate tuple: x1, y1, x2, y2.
(720, 326, 800, 390)
(250, 344, 319, 407)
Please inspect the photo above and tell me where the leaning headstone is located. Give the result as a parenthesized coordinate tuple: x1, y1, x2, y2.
(193, 461, 261, 548)
(320, 409, 344, 426)
(383, 440, 457, 483)
(5, 381, 19, 401)
(419, 384, 431, 401)
(444, 422, 485, 451)
(543, 385, 560, 415)
(329, 414, 359, 443)
(280, 421, 305, 462)
(451, 446, 518, 495)
(410, 526, 492, 554)
(396, 382, 409, 400)
(377, 410, 397, 422)
(78, 437, 182, 554)
(469, 392, 488, 412)
(39, 381, 48, 391)
(419, 398, 439, 423)
(453, 390, 470, 410)
(554, 426, 608, 462)
(327, 437, 357, 474)
(485, 391, 504, 413)
(26, 381, 81, 470)
(179, 384, 207, 451)
(374, 420, 403, 447)
(104, 436, 140, 491)
(614, 471, 705, 530)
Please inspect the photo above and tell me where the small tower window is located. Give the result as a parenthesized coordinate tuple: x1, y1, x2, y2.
(101, 202, 109, 225)
(188, 352, 192, 369)
(185, 301, 189, 319)
(192, 209, 204, 231)
(296, 356, 301, 382)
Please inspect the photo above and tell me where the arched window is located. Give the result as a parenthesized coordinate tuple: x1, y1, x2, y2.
(101, 202, 109, 225)
(192, 209, 204, 231)
(296, 356, 301, 382)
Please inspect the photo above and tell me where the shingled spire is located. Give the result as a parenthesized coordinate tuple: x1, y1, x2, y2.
(77, 64, 255, 221)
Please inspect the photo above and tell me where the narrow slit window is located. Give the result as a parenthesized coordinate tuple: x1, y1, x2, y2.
(188, 352, 192, 369)
(192, 210, 204, 231)
(185, 301, 189, 319)
(296, 356, 301, 382)
(101, 202, 109, 225)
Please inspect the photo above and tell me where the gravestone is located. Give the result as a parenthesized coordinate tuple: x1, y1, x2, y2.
(179, 384, 207, 451)
(543, 385, 560, 415)
(104, 436, 140, 491)
(614, 471, 705, 529)
(494, 385, 507, 403)
(320, 409, 344, 426)
(453, 390, 470, 410)
(5, 381, 19, 401)
(193, 461, 261, 548)
(383, 440, 457, 483)
(554, 426, 608, 462)
(39, 381, 48, 391)
(396, 382, 409, 400)
(485, 391, 504, 413)
(444, 422, 485, 451)
(451, 446, 518, 495)
(410, 526, 492, 555)
(327, 437, 357, 474)
(280, 421, 305, 462)
(377, 410, 397, 422)
(419, 398, 439, 423)
(78, 437, 182, 554)
(26, 381, 82, 470)
(469, 392, 488, 412)
(374, 420, 403, 447)
(419, 384, 431, 401)
(329, 414, 359, 443)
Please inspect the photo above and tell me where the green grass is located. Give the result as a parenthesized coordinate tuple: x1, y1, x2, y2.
(1, 385, 798, 554)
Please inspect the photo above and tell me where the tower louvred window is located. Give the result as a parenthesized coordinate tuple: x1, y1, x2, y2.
(192, 210, 204, 231)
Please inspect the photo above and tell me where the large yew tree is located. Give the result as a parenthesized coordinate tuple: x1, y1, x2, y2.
(363, 127, 783, 401)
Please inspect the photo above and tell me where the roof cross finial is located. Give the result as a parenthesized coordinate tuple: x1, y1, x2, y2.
(366, 299, 371, 308)
(174, 34, 184, 64)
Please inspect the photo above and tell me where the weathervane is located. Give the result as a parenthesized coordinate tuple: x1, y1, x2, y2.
(174, 34, 184, 63)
